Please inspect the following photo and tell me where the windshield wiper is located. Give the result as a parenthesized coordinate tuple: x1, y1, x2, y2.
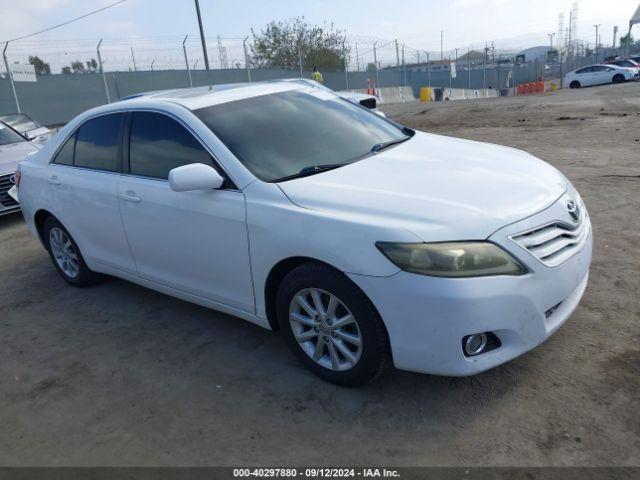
(273, 163, 346, 182)
(370, 135, 411, 153)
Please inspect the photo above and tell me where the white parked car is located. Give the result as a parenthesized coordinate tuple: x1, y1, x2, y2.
(565, 64, 635, 88)
(0, 113, 53, 144)
(16, 83, 592, 385)
(0, 121, 39, 216)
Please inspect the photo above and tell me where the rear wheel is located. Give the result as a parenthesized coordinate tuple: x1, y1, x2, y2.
(612, 74, 625, 84)
(276, 263, 389, 386)
(43, 216, 102, 287)
(569, 80, 581, 89)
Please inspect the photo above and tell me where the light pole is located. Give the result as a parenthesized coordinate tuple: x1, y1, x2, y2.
(440, 30, 443, 61)
(194, 0, 210, 71)
(593, 24, 601, 62)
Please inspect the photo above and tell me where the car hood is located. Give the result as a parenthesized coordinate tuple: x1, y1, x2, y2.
(278, 132, 567, 241)
(0, 141, 39, 176)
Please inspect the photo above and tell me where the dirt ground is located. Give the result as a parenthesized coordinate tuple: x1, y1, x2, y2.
(1, 83, 639, 467)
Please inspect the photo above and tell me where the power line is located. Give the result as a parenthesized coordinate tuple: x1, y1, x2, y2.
(1, 0, 127, 44)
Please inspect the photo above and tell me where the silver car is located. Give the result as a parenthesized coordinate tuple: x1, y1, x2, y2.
(0, 121, 39, 216)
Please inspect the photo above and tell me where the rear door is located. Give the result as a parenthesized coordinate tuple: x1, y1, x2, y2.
(117, 110, 254, 313)
(47, 113, 136, 273)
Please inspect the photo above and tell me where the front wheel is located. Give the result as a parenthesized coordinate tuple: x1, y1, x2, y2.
(43, 216, 102, 287)
(569, 80, 581, 89)
(276, 263, 389, 386)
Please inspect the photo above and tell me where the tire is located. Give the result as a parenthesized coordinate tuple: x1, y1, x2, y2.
(569, 80, 580, 89)
(276, 262, 389, 386)
(43, 216, 102, 287)
(612, 74, 625, 84)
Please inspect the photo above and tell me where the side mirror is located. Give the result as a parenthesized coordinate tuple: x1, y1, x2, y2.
(168, 163, 224, 192)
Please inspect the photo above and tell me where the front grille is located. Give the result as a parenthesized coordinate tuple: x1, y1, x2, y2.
(0, 173, 19, 210)
(511, 209, 589, 267)
(359, 98, 377, 109)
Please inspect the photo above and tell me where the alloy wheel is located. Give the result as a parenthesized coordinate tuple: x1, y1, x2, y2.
(49, 227, 80, 279)
(289, 288, 363, 371)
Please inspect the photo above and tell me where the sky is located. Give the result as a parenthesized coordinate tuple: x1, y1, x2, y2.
(1, 0, 639, 72)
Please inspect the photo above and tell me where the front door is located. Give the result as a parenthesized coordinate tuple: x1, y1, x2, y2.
(117, 111, 254, 313)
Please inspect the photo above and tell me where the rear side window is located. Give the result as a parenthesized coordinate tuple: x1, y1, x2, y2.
(54, 134, 75, 166)
(74, 113, 125, 172)
(128, 112, 213, 179)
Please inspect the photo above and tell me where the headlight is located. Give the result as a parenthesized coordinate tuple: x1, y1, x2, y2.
(375, 241, 527, 278)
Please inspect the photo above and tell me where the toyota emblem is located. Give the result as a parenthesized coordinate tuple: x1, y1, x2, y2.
(566, 200, 580, 221)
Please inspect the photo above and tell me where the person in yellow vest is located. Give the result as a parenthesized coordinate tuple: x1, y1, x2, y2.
(311, 66, 323, 83)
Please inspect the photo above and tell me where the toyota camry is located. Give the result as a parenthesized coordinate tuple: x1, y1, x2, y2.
(15, 82, 592, 385)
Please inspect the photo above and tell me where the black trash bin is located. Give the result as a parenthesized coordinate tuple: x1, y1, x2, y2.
(434, 88, 445, 101)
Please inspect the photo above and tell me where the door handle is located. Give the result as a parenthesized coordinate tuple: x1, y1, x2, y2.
(119, 193, 141, 203)
(47, 176, 61, 185)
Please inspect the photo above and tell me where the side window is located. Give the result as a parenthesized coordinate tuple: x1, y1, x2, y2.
(53, 133, 76, 166)
(128, 112, 215, 179)
(74, 113, 125, 172)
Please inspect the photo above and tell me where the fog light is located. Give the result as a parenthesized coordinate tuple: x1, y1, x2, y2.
(464, 333, 488, 356)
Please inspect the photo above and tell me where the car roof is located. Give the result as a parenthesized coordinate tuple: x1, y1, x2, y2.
(117, 81, 306, 111)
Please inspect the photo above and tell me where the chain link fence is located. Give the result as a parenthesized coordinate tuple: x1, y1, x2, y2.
(2, 34, 639, 126)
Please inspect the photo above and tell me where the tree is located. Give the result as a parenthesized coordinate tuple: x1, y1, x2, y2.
(620, 33, 634, 49)
(251, 17, 349, 71)
(28, 56, 51, 75)
(61, 66, 72, 74)
(86, 58, 98, 73)
(71, 60, 85, 74)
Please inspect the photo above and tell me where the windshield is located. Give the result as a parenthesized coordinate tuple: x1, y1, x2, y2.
(0, 122, 26, 146)
(194, 89, 408, 182)
(0, 114, 39, 132)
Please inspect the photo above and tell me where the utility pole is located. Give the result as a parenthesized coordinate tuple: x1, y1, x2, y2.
(194, 0, 210, 71)
(548, 33, 555, 52)
(427, 52, 430, 87)
(491, 41, 495, 63)
(355, 42, 360, 71)
(243, 36, 251, 82)
(593, 24, 601, 62)
(613, 26, 618, 53)
(440, 30, 444, 61)
(298, 43, 303, 77)
(183, 35, 193, 87)
(2, 42, 20, 113)
(96, 39, 110, 103)
(130, 46, 137, 72)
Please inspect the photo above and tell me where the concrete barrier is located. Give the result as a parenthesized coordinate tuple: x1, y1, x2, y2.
(438, 88, 499, 101)
(353, 86, 417, 104)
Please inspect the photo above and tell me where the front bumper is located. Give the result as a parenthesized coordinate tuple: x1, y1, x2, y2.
(349, 194, 592, 376)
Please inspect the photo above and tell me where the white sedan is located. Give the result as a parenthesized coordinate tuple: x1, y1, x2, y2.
(16, 82, 592, 385)
(565, 64, 636, 88)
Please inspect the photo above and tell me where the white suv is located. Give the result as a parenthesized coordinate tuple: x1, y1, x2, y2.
(16, 83, 592, 385)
